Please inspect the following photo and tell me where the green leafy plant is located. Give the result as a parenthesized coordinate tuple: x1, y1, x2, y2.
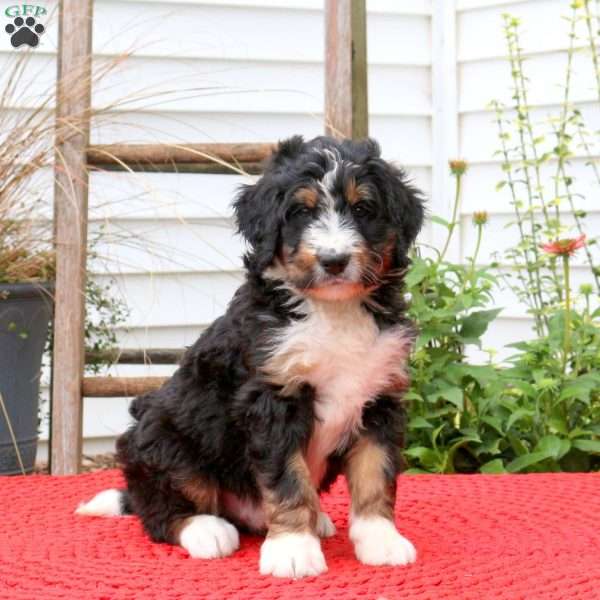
(404, 153, 600, 473)
(403, 2, 600, 474)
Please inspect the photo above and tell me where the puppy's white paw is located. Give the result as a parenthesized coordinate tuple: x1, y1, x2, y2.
(350, 516, 416, 566)
(316, 511, 336, 538)
(259, 532, 327, 578)
(179, 515, 239, 559)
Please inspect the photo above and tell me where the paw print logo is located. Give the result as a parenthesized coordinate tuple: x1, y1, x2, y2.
(5, 16, 45, 48)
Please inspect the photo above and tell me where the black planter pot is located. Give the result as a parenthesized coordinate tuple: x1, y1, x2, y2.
(0, 283, 53, 474)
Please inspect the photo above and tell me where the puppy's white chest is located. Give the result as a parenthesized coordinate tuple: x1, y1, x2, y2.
(264, 300, 411, 485)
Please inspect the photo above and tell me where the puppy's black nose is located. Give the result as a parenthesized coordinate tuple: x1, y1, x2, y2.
(318, 252, 350, 275)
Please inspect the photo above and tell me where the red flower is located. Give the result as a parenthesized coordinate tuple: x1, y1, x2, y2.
(540, 234, 586, 257)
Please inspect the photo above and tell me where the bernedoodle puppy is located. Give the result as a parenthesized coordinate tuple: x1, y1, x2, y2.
(77, 135, 424, 578)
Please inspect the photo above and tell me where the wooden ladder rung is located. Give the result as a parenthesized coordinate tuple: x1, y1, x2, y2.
(86, 142, 275, 174)
(85, 348, 184, 365)
(82, 376, 168, 397)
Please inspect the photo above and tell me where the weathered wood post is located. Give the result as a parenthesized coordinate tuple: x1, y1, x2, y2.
(51, 0, 94, 474)
(324, 0, 368, 139)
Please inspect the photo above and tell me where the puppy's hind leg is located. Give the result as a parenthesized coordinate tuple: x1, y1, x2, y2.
(129, 471, 240, 560)
(172, 475, 239, 559)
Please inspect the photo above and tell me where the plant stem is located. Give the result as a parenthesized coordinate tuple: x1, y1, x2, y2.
(556, 159, 600, 294)
(504, 19, 552, 305)
(553, 6, 577, 231)
(562, 254, 572, 375)
(584, 0, 600, 101)
(469, 224, 483, 286)
(439, 172, 462, 264)
(493, 102, 544, 334)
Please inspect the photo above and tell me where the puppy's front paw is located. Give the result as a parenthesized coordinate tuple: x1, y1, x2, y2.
(316, 511, 336, 538)
(259, 532, 327, 578)
(349, 516, 416, 566)
(179, 515, 239, 559)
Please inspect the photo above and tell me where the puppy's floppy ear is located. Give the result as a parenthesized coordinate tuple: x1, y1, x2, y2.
(390, 168, 425, 247)
(233, 179, 280, 274)
(349, 138, 424, 244)
(233, 136, 305, 274)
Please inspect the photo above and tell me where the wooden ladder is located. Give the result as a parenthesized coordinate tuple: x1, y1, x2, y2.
(51, 0, 369, 474)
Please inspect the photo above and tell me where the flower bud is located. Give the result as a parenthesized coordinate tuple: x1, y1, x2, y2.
(473, 211, 489, 226)
(449, 160, 468, 176)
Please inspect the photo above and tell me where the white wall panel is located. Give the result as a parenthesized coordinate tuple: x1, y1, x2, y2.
(92, 1, 431, 65)
(458, 1, 582, 61)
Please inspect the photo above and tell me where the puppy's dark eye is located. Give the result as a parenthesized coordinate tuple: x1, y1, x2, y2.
(297, 206, 312, 216)
(352, 203, 372, 219)
(289, 204, 313, 219)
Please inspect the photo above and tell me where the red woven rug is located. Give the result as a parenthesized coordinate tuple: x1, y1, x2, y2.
(1, 471, 599, 599)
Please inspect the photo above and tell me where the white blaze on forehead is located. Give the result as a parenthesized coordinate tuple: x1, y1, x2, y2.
(305, 206, 361, 255)
(321, 162, 339, 191)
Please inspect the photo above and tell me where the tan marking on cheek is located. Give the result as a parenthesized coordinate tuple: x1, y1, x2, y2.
(367, 236, 396, 278)
(283, 242, 318, 283)
(345, 437, 396, 520)
(295, 186, 319, 208)
(263, 452, 319, 537)
(293, 243, 318, 270)
(381, 234, 400, 273)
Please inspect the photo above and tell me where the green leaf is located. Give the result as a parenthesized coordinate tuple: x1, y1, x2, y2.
(507, 433, 529, 456)
(559, 376, 598, 405)
(404, 446, 440, 469)
(459, 309, 502, 341)
(403, 391, 424, 402)
(547, 417, 568, 436)
(430, 215, 450, 228)
(535, 435, 571, 460)
(495, 181, 507, 191)
(506, 451, 553, 473)
(448, 364, 498, 387)
(506, 408, 534, 431)
(572, 440, 600, 454)
(408, 416, 433, 429)
(405, 260, 430, 288)
(481, 416, 504, 436)
(478, 436, 503, 455)
(481, 459, 507, 474)
(428, 385, 464, 411)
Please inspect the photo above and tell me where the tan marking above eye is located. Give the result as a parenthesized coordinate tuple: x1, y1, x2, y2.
(345, 178, 370, 205)
(294, 186, 319, 208)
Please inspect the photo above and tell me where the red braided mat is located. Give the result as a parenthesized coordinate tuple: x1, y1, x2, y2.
(0, 471, 599, 599)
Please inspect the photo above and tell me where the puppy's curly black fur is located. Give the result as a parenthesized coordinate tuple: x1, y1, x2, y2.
(78, 136, 424, 578)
